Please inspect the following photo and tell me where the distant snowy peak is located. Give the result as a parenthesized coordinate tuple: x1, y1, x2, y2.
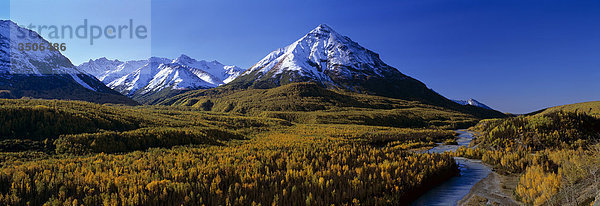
(453, 98, 494, 110)
(145, 64, 218, 93)
(108, 63, 219, 96)
(80, 55, 241, 96)
(172, 54, 243, 84)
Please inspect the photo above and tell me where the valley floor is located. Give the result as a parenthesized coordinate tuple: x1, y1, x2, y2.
(1, 99, 599, 205)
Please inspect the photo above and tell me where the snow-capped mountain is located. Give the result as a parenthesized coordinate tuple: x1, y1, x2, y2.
(242, 24, 389, 83)
(452, 98, 494, 110)
(172, 54, 242, 84)
(106, 58, 222, 96)
(78, 55, 243, 103)
(0, 20, 136, 105)
(231, 24, 449, 105)
(104, 57, 172, 96)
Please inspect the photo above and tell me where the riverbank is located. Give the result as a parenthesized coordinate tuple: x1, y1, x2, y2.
(458, 172, 520, 206)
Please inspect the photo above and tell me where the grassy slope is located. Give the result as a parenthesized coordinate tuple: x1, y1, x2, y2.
(130, 86, 191, 105)
(536, 101, 600, 117)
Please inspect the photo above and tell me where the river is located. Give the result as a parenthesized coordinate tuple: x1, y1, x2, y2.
(410, 130, 492, 206)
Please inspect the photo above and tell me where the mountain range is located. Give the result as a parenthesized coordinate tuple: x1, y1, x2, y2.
(0, 20, 505, 118)
(77, 55, 243, 104)
(0, 20, 136, 105)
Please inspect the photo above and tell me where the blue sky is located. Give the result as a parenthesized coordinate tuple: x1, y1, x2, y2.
(2, 0, 599, 113)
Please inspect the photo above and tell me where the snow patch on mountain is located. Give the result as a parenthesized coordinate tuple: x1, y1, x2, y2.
(69, 73, 97, 92)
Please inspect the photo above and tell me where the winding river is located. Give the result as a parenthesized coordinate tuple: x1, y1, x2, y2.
(410, 130, 492, 206)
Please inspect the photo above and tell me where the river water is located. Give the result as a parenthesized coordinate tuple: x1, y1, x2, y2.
(410, 130, 492, 206)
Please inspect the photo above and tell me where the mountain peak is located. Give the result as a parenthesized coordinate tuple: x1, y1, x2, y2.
(176, 54, 193, 61)
(311, 24, 334, 33)
(173, 54, 200, 66)
(304, 24, 346, 41)
(452, 98, 494, 110)
(93, 57, 118, 63)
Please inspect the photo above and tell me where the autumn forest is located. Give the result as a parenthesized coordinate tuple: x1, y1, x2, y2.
(0, 96, 597, 206)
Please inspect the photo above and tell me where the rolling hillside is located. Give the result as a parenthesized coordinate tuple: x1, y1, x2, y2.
(535, 101, 600, 117)
(160, 82, 506, 128)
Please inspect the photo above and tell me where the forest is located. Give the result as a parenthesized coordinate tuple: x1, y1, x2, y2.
(0, 99, 463, 205)
(0, 129, 460, 205)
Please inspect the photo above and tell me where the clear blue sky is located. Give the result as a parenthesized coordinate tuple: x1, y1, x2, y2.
(2, 0, 599, 114)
